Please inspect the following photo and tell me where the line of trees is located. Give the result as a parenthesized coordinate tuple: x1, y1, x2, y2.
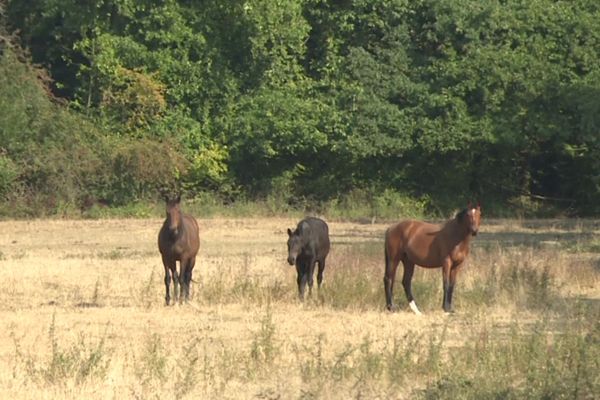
(1, 0, 599, 217)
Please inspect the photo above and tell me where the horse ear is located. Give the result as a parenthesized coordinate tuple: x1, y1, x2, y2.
(158, 187, 168, 203)
(287, 228, 293, 237)
(467, 201, 472, 209)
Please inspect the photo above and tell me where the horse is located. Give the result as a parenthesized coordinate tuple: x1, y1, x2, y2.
(286, 217, 330, 301)
(384, 204, 481, 314)
(158, 195, 200, 305)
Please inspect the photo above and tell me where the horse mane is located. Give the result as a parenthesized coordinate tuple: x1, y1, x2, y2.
(437, 208, 468, 232)
(439, 208, 467, 227)
(455, 208, 468, 221)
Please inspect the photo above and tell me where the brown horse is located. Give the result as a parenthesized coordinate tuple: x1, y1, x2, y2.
(158, 195, 200, 305)
(384, 204, 482, 314)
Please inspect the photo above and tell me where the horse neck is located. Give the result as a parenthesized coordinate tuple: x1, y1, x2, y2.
(444, 218, 472, 248)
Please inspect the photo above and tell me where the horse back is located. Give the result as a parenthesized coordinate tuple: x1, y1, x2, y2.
(386, 220, 446, 267)
(387, 220, 439, 243)
(299, 217, 330, 260)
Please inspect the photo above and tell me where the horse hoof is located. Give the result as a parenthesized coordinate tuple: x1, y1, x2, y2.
(409, 300, 422, 316)
(386, 304, 397, 312)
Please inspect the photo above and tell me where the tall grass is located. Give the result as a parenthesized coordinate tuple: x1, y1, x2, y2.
(48, 188, 429, 221)
(198, 256, 291, 306)
(10, 308, 597, 398)
(421, 316, 600, 399)
(190, 238, 583, 316)
(10, 314, 110, 386)
(282, 315, 599, 399)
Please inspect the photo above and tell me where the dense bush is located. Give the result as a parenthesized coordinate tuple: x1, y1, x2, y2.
(0, 46, 184, 215)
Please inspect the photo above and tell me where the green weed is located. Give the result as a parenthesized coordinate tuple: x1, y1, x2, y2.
(135, 333, 167, 385)
(249, 303, 278, 374)
(174, 339, 201, 398)
(11, 314, 110, 386)
(139, 267, 157, 308)
(420, 317, 600, 399)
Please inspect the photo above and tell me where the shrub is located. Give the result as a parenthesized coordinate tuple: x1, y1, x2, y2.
(325, 188, 428, 222)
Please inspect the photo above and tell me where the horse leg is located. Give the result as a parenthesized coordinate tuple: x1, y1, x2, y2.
(384, 245, 401, 311)
(316, 259, 326, 303)
(162, 255, 176, 306)
(401, 261, 421, 315)
(178, 257, 189, 304)
(448, 264, 462, 311)
(184, 258, 196, 301)
(316, 259, 326, 289)
(442, 259, 453, 313)
(307, 258, 317, 298)
(296, 261, 308, 302)
(172, 266, 180, 305)
(163, 266, 171, 306)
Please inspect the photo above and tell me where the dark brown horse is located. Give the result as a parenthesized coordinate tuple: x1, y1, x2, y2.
(158, 195, 200, 305)
(384, 204, 482, 314)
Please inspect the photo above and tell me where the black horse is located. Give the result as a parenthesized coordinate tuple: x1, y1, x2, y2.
(286, 217, 330, 301)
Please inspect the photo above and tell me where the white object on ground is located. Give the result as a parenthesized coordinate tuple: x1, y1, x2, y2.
(409, 300, 422, 315)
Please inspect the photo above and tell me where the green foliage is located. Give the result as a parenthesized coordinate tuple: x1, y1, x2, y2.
(4, 0, 600, 216)
(99, 67, 167, 133)
(0, 154, 18, 196)
(0, 47, 104, 214)
(104, 138, 187, 204)
(326, 188, 429, 221)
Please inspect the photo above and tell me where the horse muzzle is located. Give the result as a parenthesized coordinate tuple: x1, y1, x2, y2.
(287, 256, 295, 266)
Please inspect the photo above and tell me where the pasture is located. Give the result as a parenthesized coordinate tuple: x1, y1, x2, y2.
(0, 217, 598, 399)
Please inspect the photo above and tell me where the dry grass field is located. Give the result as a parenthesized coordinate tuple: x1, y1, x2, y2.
(0, 217, 598, 399)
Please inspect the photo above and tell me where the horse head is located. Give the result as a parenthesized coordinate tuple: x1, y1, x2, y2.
(457, 202, 482, 236)
(286, 221, 312, 265)
(165, 195, 182, 236)
(286, 228, 302, 265)
(464, 202, 482, 236)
